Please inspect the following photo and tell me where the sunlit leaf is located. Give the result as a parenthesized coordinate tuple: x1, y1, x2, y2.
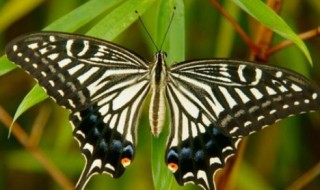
(0, 56, 16, 76)
(44, 0, 123, 32)
(11, 85, 48, 128)
(233, 0, 312, 65)
(86, 0, 155, 40)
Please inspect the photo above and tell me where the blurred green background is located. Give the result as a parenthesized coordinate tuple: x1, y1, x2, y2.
(0, 0, 320, 190)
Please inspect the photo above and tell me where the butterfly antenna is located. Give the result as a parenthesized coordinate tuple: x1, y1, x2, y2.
(135, 10, 159, 51)
(159, 6, 176, 50)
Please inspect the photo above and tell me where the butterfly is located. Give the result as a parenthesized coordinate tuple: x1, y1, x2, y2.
(5, 32, 320, 190)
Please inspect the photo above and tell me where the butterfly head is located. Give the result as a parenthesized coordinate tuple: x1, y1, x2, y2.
(155, 51, 167, 61)
(150, 51, 168, 82)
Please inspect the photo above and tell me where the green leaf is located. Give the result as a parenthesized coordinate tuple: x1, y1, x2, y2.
(44, 0, 123, 32)
(10, 85, 48, 130)
(233, 0, 313, 65)
(151, 1, 185, 190)
(154, 0, 185, 64)
(237, 162, 273, 190)
(214, 1, 240, 57)
(0, 56, 16, 76)
(86, 0, 155, 40)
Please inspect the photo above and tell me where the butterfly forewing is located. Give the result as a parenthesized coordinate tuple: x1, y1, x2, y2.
(5, 32, 149, 110)
(5, 32, 151, 190)
(169, 60, 320, 137)
(165, 59, 320, 189)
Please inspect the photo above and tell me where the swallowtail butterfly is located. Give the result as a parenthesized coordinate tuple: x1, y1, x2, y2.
(5, 32, 320, 190)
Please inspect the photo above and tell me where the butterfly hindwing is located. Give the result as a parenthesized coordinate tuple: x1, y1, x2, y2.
(71, 78, 150, 189)
(5, 32, 151, 189)
(166, 83, 241, 190)
(166, 59, 320, 189)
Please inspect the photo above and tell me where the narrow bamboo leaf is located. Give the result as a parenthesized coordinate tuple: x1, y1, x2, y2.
(154, 0, 185, 64)
(233, 0, 312, 65)
(0, 56, 16, 76)
(166, 0, 185, 64)
(151, 2, 174, 188)
(214, 1, 240, 57)
(151, 1, 185, 190)
(86, 0, 155, 40)
(46, 0, 82, 24)
(44, 0, 123, 32)
(11, 85, 48, 128)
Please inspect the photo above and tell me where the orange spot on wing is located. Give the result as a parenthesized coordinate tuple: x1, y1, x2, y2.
(167, 162, 179, 173)
(121, 158, 131, 167)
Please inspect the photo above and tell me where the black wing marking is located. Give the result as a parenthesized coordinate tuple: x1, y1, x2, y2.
(5, 32, 151, 189)
(165, 59, 320, 190)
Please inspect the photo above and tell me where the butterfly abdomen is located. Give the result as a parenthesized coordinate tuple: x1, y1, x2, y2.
(149, 52, 168, 136)
(149, 88, 166, 136)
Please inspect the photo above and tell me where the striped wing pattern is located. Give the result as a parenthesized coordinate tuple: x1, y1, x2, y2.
(165, 60, 320, 189)
(5, 32, 320, 190)
(5, 33, 150, 189)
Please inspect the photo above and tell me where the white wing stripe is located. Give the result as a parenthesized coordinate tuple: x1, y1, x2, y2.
(66, 39, 74, 56)
(99, 104, 110, 116)
(291, 83, 302, 92)
(89, 159, 102, 174)
(235, 88, 250, 103)
(58, 58, 72, 68)
(109, 114, 118, 129)
(238, 65, 247, 82)
(97, 93, 117, 106)
(205, 96, 224, 117)
(253, 68, 262, 85)
(112, 81, 147, 110)
(68, 63, 85, 75)
(191, 122, 198, 137)
(174, 87, 199, 119)
(77, 67, 99, 84)
(197, 170, 209, 190)
(48, 53, 59, 60)
(182, 114, 189, 141)
(87, 71, 109, 97)
(219, 86, 236, 108)
(77, 40, 89, 56)
(210, 157, 222, 165)
(266, 86, 277, 95)
(126, 83, 150, 143)
(250, 88, 263, 99)
(27, 43, 38, 49)
(167, 89, 180, 147)
(117, 108, 128, 134)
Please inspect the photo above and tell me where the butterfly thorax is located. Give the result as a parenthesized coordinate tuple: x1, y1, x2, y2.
(149, 51, 168, 136)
